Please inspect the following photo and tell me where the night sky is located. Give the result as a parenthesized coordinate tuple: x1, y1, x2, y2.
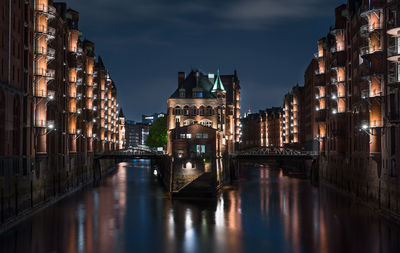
(64, 0, 344, 121)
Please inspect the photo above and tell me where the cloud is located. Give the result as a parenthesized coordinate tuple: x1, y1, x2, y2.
(65, 0, 334, 31)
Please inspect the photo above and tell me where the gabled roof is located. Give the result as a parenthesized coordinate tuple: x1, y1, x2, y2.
(211, 70, 226, 93)
(169, 70, 215, 99)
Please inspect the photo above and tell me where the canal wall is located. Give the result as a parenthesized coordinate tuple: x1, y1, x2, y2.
(318, 155, 400, 220)
(0, 154, 116, 233)
(157, 155, 230, 197)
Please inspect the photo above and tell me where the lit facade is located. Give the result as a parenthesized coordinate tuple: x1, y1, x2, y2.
(282, 85, 304, 149)
(0, 1, 124, 223)
(313, 0, 400, 215)
(167, 70, 240, 156)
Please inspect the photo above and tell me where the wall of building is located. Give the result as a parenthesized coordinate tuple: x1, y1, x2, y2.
(0, 0, 124, 228)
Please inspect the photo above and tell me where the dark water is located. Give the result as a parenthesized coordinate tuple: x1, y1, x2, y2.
(1, 161, 400, 253)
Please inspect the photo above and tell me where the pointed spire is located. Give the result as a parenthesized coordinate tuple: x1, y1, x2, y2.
(97, 56, 104, 67)
(212, 69, 226, 93)
(118, 108, 125, 118)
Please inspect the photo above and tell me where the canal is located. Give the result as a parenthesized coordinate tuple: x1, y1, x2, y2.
(1, 161, 400, 253)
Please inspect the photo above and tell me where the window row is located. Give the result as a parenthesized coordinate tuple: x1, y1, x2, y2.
(173, 106, 219, 116)
(177, 133, 209, 139)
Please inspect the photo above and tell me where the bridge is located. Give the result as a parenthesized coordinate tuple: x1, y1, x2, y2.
(95, 147, 165, 160)
(231, 147, 318, 160)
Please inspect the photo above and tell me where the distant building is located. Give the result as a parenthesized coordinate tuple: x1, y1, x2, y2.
(125, 120, 150, 149)
(282, 84, 304, 149)
(118, 109, 126, 150)
(142, 113, 166, 125)
(240, 107, 283, 150)
(240, 113, 261, 150)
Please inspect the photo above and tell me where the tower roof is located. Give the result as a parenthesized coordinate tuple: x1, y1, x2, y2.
(118, 108, 125, 118)
(212, 70, 226, 93)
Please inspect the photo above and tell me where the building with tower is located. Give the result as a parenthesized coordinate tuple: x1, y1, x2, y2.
(167, 69, 240, 157)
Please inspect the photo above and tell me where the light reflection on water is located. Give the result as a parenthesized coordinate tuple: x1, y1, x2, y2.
(1, 161, 400, 253)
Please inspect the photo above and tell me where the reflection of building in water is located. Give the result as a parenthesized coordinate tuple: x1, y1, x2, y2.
(260, 168, 270, 216)
(163, 191, 242, 253)
(273, 168, 330, 253)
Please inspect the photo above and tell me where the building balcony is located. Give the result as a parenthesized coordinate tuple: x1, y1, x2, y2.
(361, 90, 383, 99)
(360, 6, 383, 20)
(35, 47, 55, 61)
(360, 46, 383, 57)
(360, 23, 383, 38)
(34, 4, 56, 19)
(34, 89, 47, 98)
(34, 68, 55, 80)
(388, 46, 400, 62)
(369, 120, 384, 128)
(388, 74, 400, 86)
(35, 25, 56, 40)
(387, 23, 400, 37)
(35, 120, 47, 128)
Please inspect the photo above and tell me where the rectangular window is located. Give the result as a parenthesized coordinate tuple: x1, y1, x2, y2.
(196, 134, 202, 139)
(196, 145, 206, 154)
(203, 134, 208, 139)
(180, 134, 186, 139)
(186, 134, 192, 139)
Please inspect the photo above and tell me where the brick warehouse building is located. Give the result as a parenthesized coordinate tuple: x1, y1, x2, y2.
(240, 107, 283, 150)
(0, 1, 124, 223)
(239, 1, 400, 215)
(167, 69, 241, 155)
(313, 0, 400, 216)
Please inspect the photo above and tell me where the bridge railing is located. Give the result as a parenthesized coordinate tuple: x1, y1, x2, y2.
(232, 147, 319, 157)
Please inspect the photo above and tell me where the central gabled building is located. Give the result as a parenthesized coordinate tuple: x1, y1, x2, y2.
(167, 69, 240, 157)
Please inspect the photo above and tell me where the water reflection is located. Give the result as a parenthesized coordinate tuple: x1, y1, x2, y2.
(1, 162, 400, 253)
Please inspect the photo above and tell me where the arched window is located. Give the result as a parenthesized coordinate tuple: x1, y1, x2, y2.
(206, 106, 213, 116)
(184, 106, 189, 116)
(174, 106, 181, 115)
(199, 106, 205, 116)
(200, 119, 212, 128)
(0, 89, 5, 155)
(191, 106, 197, 116)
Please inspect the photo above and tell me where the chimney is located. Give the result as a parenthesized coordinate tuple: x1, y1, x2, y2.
(178, 72, 185, 88)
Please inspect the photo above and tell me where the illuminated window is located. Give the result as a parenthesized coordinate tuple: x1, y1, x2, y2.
(184, 106, 189, 116)
(184, 119, 194, 126)
(193, 91, 203, 98)
(196, 145, 206, 154)
(200, 120, 212, 128)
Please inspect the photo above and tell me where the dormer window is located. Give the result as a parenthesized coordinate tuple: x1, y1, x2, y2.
(193, 91, 203, 98)
(179, 89, 186, 98)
